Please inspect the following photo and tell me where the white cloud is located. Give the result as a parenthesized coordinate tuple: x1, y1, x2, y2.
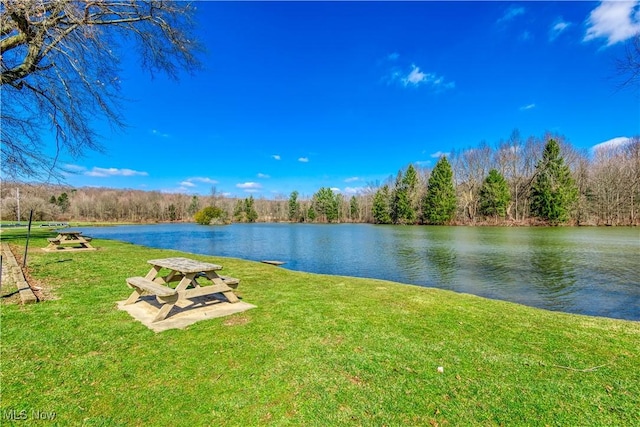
(272, 155, 281, 160)
(549, 19, 571, 41)
(85, 167, 148, 177)
(520, 103, 536, 111)
(387, 52, 399, 61)
(584, 1, 640, 46)
(151, 129, 170, 138)
(257, 173, 270, 179)
(330, 187, 341, 193)
(190, 177, 218, 184)
(236, 182, 262, 190)
(404, 65, 427, 85)
(430, 151, 450, 159)
(298, 157, 309, 163)
(591, 136, 632, 153)
(498, 6, 525, 24)
(177, 177, 218, 188)
(396, 64, 455, 91)
(344, 176, 360, 183)
(344, 186, 365, 195)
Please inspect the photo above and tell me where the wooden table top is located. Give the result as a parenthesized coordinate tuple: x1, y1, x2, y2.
(147, 257, 222, 273)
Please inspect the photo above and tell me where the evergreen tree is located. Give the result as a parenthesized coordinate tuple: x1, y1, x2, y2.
(403, 164, 419, 215)
(233, 199, 246, 222)
(307, 205, 317, 222)
(233, 197, 258, 222)
(349, 196, 359, 221)
(244, 196, 258, 222)
(57, 192, 70, 213)
(530, 139, 578, 224)
(479, 169, 511, 219)
(395, 164, 419, 224)
(312, 187, 339, 222)
(288, 191, 300, 221)
(372, 185, 392, 224)
(167, 204, 177, 221)
(423, 156, 457, 224)
(390, 171, 402, 224)
(187, 196, 200, 216)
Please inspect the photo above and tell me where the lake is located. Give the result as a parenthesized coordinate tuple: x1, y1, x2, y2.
(75, 223, 640, 321)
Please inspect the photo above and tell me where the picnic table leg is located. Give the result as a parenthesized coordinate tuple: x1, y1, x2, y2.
(152, 294, 179, 322)
(160, 270, 180, 284)
(175, 273, 197, 292)
(205, 273, 239, 303)
(220, 286, 239, 303)
(145, 265, 162, 281)
(124, 289, 142, 305)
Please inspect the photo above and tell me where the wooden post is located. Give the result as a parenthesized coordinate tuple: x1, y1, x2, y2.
(23, 210, 33, 269)
(16, 188, 20, 225)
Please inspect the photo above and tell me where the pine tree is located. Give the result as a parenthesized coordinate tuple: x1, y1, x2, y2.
(372, 185, 392, 224)
(57, 192, 70, 213)
(307, 205, 317, 222)
(187, 196, 200, 216)
(479, 169, 511, 219)
(391, 164, 419, 224)
(530, 139, 578, 224)
(312, 187, 338, 222)
(233, 199, 246, 222)
(288, 191, 300, 221)
(244, 196, 258, 222)
(423, 156, 457, 224)
(390, 171, 405, 224)
(349, 196, 359, 221)
(403, 164, 420, 221)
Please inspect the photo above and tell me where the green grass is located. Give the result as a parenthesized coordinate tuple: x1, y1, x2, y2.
(1, 229, 639, 426)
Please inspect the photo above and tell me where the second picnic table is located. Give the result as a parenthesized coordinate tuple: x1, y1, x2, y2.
(124, 257, 240, 322)
(43, 231, 95, 251)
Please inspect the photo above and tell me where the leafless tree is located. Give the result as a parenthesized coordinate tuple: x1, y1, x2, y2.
(616, 33, 640, 91)
(452, 141, 494, 222)
(1, 0, 201, 180)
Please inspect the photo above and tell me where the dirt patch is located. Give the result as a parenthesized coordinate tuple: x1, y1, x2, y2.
(222, 316, 251, 326)
(1, 243, 54, 304)
(22, 266, 54, 301)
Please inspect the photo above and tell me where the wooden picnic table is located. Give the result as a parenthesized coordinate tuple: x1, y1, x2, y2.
(43, 230, 95, 251)
(124, 257, 240, 322)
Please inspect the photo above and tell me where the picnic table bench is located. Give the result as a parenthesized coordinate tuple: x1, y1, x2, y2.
(125, 257, 241, 322)
(43, 231, 95, 252)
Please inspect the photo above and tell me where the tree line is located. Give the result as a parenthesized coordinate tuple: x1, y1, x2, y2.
(1, 131, 638, 226)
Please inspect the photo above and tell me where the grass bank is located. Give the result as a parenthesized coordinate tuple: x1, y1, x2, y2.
(1, 230, 639, 425)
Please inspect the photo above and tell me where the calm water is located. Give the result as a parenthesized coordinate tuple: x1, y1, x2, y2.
(76, 223, 640, 321)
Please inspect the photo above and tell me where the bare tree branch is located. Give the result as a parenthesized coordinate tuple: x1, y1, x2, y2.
(1, 0, 202, 181)
(616, 33, 640, 91)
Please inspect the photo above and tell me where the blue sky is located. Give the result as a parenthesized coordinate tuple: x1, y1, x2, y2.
(58, 1, 639, 198)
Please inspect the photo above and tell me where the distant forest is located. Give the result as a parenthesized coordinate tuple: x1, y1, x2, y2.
(2, 131, 639, 226)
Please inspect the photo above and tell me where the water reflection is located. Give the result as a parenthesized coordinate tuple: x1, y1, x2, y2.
(424, 244, 457, 287)
(75, 223, 640, 321)
(528, 232, 577, 310)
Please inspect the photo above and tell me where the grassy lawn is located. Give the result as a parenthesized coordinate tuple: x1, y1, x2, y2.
(1, 229, 639, 426)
